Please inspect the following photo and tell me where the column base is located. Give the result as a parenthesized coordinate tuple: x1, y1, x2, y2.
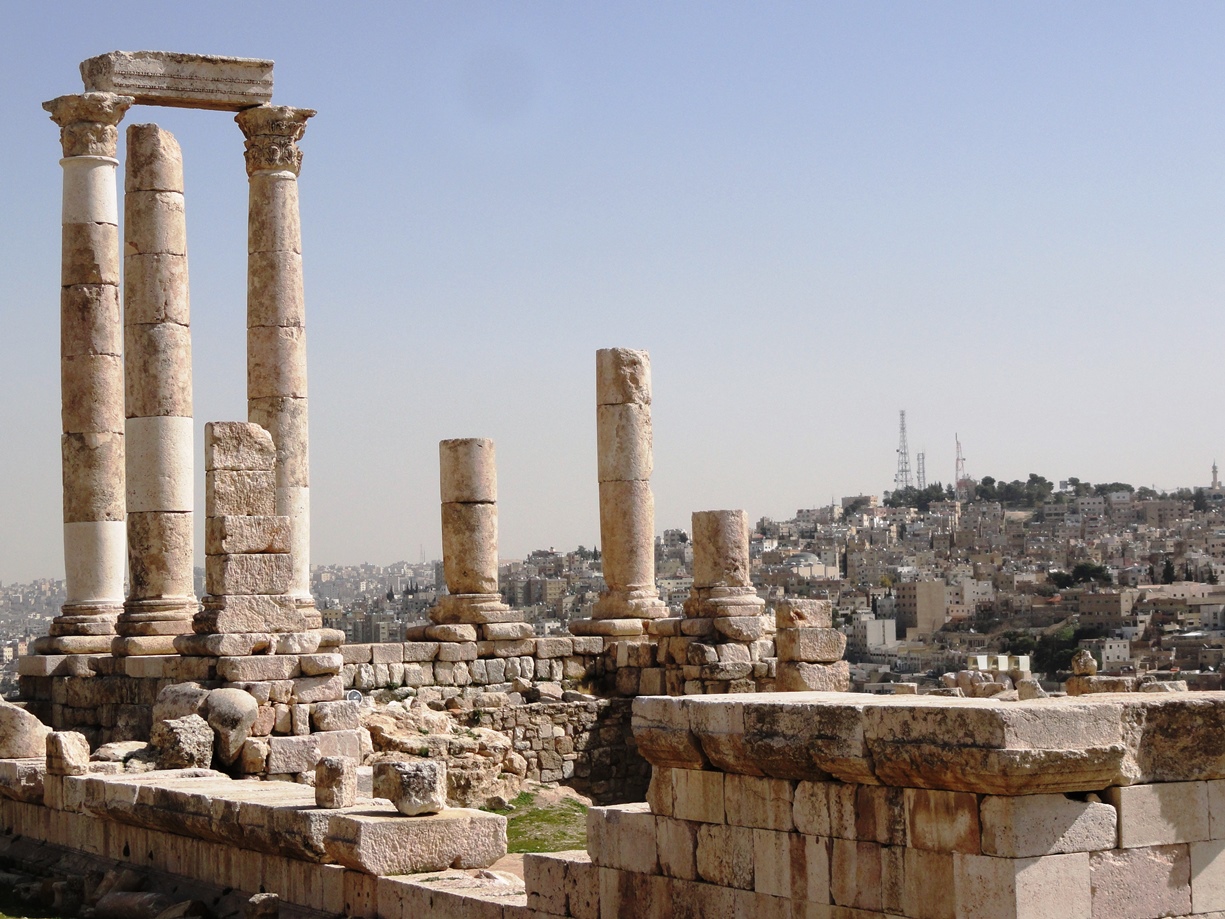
(32, 634, 116, 655)
(431, 594, 521, 625)
(592, 588, 667, 620)
(683, 586, 765, 619)
(293, 593, 323, 629)
(41, 603, 120, 651)
(114, 598, 197, 654)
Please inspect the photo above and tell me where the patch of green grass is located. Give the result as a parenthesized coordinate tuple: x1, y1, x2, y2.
(492, 792, 589, 854)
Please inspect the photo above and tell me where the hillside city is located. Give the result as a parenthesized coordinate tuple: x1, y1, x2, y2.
(4, 469, 1225, 697)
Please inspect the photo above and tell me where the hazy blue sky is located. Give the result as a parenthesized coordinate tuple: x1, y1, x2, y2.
(2, 3, 1223, 583)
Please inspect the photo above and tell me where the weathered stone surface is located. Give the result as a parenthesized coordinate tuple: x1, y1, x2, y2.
(152, 681, 210, 725)
(711, 616, 771, 643)
(312, 700, 360, 732)
(596, 403, 653, 483)
(207, 688, 259, 765)
(373, 760, 447, 816)
(1090, 844, 1192, 919)
(196, 594, 303, 634)
(325, 808, 507, 875)
(205, 472, 277, 518)
(776, 660, 851, 692)
(204, 422, 275, 472)
(440, 503, 499, 595)
(81, 52, 274, 111)
(439, 438, 496, 504)
(217, 655, 299, 682)
(46, 731, 91, 776)
(205, 552, 291, 596)
(1106, 781, 1210, 847)
(596, 348, 651, 406)
(980, 793, 1118, 857)
(0, 699, 53, 758)
(775, 599, 833, 629)
(690, 510, 752, 589)
(205, 515, 290, 555)
(315, 756, 357, 809)
(150, 714, 213, 769)
(775, 628, 847, 663)
(0, 758, 46, 803)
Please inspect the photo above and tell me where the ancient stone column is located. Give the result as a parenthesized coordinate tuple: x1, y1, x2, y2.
(684, 510, 765, 619)
(592, 348, 665, 620)
(115, 124, 196, 655)
(432, 439, 517, 625)
(236, 104, 317, 621)
(38, 92, 133, 654)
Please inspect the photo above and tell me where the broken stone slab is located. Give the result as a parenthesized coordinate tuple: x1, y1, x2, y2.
(206, 688, 259, 765)
(315, 755, 357, 809)
(324, 808, 506, 875)
(373, 760, 447, 815)
(0, 699, 52, 758)
(150, 714, 213, 769)
(0, 758, 46, 802)
(46, 731, 91, 776)
(81, 52, 274, 112)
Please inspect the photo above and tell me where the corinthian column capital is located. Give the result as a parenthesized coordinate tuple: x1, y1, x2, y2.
(43, 92, 134, 157)
(235, 105, 316, 176)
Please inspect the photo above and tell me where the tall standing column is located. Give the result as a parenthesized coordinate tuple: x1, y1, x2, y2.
(38, 92, 133, 655)
(115, 124, 197, 655)
(592, 348, 665, 620)
(236, 104, 317, 621)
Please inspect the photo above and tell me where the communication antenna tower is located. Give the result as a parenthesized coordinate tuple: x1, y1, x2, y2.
(895, 410, 913, 491)
(955, 434, 970, 502)
(916, 452, 926, 491)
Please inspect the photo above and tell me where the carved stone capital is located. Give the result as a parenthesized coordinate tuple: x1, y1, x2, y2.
(235, 105, 316, 176)
(43, 92, 134, 157)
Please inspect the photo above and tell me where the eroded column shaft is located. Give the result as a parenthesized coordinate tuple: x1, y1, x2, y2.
(237, 104, 316, 618)
(684, 509, 765, 618)
(41, 92, 133, 654)
(593, 348, 665, 619)
(117, 124, 196, 653)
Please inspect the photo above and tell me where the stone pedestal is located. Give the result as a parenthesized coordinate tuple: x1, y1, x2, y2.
(237, 105, 317, 622)
(591, 349, 665, 620)
(115, 124, 196, 655)
(428, 440, 524, 660)
(39, 92, 134, 655)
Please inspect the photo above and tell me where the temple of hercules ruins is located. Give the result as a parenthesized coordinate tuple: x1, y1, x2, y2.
(10, 48, 1225, 919)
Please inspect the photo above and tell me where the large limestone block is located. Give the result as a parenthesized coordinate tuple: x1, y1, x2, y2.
(150, 714, 213, 769)
(61, 353, 124, 433)
(691, 510, 752, 589)
(205, 422, 275, 472)
(316, 756, 357, 809)
(373, 760, 447, 816)
(124, 254, 190, 326)
(247, 397, 309, 487)
(173, 631, 271, 656)
(46, 730, 91, 776)
(1106, 781, 1210, 847)
(247, 326, 308, 399)
(60, 155, 119, 224)
(0, 758, 46, 803)
(441, 502, 499, 594)
(695, 823, 754, 890)
(125, 124, 183, 192)
(439, 438, 496, 504)
(207, 687, 259, 765)
(906, 787, 980, 853)
(124, 190, 187, 256)
(61, 285, 121, 359)
(217, 655, 300, 682)
(248, 175, 302, 253)
(597, 403, 653, 483)
(1089, 844, 1192, 919)
(980, 792, 1118, 857)
(196, 594, 303, 633)
(954, 851, 1091, 919)
(586, 803, 659, 874)
(126, 416, 194, 512)
(124, 324, 193, 418)
(775, 628, 847, 664)
(723, 773, 794, 832)
(126, 511, 194, 598)
(62, 221, 120, 286)
(152, 681, 210, 724)
(61, 433, 125, 521)
(324, 808, 507, 875)
(596, 348, 651, 406)
(631, 697, 709, 771)
(81, 52, 274, 112)
(247, 250, 304, 327)
(205, 470, 277, 518)
(292, 674, 343, 704)
(205, 552, 291, 596)
(205, 515, 290, 555)
(777, 660, 851, 692)
(672, 768, 725, 824)
(598, 480, 655, 590)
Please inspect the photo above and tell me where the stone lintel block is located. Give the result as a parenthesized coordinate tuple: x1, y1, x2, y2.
(596, 402, 653, 483)
(324, 808, 507, 875)
(205, 552, 291, 596)
(587, 802, 659, 874)
(596, 348, 651, 406)
(691, 510, 752, 590)
(247, 325, 307, 400)
(631, 696, 709, 771)
(124, 323, 193, 418)
(439, 438, 496, 503)
(61, 353, 123, 434)
(124, 190, 187, 256)
(81, 52, 274, 112)
(216, 654, 300, 682)
(980, 792, 1117, 857)
(775, 598, 833, 629)
(954, 851, 1091, 919)
(1089, 844, 1192, 919)
(196, 593, 303, 633)
(61, 284, 121, 359)
(204, 421, 275, 472)
(776, 660, 851, 692)
(205, 515, 290, 555)
(62, 222, 119, 285)
(61, 432, 125, 522)
(248, 250, 304, 327)
(775, 627, 847, 664)
(440, 503, 498, 595)
(1106, 781, 1210, 847)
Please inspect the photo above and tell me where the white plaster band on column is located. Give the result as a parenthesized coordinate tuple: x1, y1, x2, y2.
(60, 156, 119, 225)
(596, 402, 653, 484)
(278, 483, 312, 602)
(64, 519, 126, 605)
(440, 439, 496, 504)
(441, 501, 499, 595)
(126, 415, 193, 513)
(598, 479, 656, 591)
(248, 173, 301, 254)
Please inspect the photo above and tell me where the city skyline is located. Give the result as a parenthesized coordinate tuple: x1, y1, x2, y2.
(3, 4, 1223, 583)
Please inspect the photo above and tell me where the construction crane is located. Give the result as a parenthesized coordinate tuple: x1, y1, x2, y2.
(955, 434, 972, 502)
(916, 452, 926, 491)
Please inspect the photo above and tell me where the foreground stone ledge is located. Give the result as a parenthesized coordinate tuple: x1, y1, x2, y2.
(632, 692, 1225, 794)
